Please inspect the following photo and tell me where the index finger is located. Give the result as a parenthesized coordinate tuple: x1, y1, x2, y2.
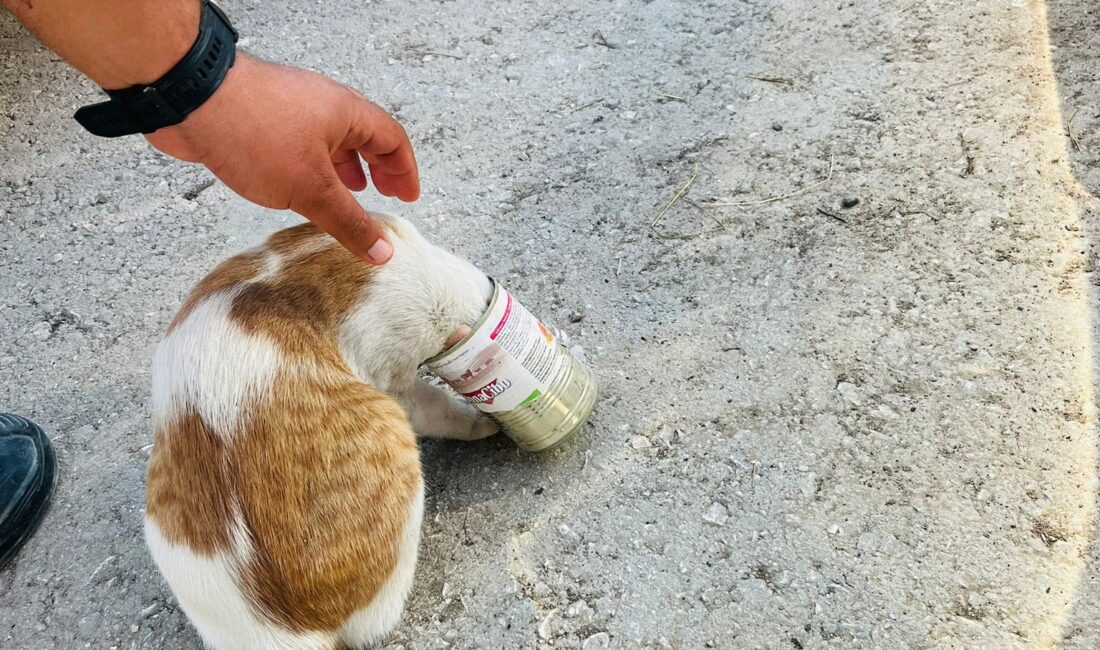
(342, 98, 421, 202)
(291, 162, 394, 265)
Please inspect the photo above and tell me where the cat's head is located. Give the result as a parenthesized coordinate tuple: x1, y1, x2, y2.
(337, 213, 493, 389)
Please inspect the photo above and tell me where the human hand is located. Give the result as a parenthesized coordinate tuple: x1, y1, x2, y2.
(145, 53, 419, 264)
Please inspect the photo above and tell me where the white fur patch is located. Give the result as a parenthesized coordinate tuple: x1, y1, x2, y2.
(152, 290, 283, 438)
(145, 518, 337, 650)
(339, 480, 425, 647)
(254, 251, 282, 282)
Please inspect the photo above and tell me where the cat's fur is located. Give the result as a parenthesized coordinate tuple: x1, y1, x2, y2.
(145, 213, 498, 649)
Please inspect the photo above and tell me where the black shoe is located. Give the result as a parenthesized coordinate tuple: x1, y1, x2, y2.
(0, 414, 56, 570)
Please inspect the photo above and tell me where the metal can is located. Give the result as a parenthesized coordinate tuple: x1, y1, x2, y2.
(425, 280, 598, 452)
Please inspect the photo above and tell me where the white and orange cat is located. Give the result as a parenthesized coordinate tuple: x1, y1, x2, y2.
(145, 213, 499, 649)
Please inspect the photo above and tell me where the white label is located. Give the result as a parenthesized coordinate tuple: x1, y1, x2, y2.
(427, 284, 566, 413)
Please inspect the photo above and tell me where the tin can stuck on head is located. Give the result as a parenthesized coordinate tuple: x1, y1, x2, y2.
(425, 280, 598, 452)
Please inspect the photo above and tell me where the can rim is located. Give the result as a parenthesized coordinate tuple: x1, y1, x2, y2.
(424, 278, 502, 366)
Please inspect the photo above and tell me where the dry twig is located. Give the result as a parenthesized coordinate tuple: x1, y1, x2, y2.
(746, 74, 794, 86)
(407, 45, 464, 59)
(701, 156, 835, 208)
(657, 199, 727, 241)
(959, 133, 975, 176)
(593, 30, 617, 49)
(650, 165, 699, 239)
(817, 207, 848, 224)
(1068, 107, 1084, 153)
(570, 98, 604, 113)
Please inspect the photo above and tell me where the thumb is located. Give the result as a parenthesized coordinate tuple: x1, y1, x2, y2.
(292, 167, 393, 265)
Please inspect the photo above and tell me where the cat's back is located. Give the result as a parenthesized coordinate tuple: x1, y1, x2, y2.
(151, 223, 370, 428)
(145, 223, 423, 649)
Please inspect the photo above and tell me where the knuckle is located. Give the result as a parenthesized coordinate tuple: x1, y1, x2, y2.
(342, 84, 367, 102)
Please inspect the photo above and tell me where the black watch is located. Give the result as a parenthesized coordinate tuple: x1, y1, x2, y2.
(74, 0, 239, 138)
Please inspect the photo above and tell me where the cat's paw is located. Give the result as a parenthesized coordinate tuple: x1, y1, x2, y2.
(442, 397, 501, 441)
(465, 415, 501, 441)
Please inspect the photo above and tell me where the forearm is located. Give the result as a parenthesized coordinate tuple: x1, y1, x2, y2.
(3, 0, 201, 88)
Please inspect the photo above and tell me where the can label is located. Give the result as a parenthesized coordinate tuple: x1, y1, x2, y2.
(427, 284, 566, 414)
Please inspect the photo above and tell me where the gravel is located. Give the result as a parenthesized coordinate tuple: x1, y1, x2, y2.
(3, 0, 1100, 648)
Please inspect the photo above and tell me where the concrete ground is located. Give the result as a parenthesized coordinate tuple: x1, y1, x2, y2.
(2, 0, 1100, 648)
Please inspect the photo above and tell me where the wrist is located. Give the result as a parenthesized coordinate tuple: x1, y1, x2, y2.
(143, 53, 254, 159)
(153, 53, 252, 135)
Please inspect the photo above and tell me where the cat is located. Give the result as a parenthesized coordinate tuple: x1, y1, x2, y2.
(145, 213, 498, 649)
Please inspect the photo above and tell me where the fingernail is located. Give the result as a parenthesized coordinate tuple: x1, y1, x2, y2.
(366, 238, 393, 264)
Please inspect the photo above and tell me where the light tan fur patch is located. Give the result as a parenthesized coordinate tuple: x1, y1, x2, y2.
(146, 407, 234, 555)
(233, 369, 420, 631)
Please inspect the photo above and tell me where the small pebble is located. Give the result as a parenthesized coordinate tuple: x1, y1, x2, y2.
(558, 524, 579, 540)
(703, 502, 730, 526)
(841, 197, 860, 209)
(32, 322, 52, 341)
(538, 611, 558, 640)
(771, 122, 783, 131)
(566, 600, 593, 618)
(533, 581, 552, 597)
(583, 632, 611, 650)
(738, 578, 771, 602)
(839, 621, 873, 639)
(870, 404, 898, 420)
(857, 532, 879, 553)
(630, 435, 652, 449)
(77, 613, 101, 636)
(836, 382, 863, 406)
(569, 310, 584, 323)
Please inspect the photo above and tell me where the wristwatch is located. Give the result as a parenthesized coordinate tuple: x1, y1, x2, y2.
(74, 0, 239, 137)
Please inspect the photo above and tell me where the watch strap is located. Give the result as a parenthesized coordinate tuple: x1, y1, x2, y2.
(74, 0, 239, 137)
